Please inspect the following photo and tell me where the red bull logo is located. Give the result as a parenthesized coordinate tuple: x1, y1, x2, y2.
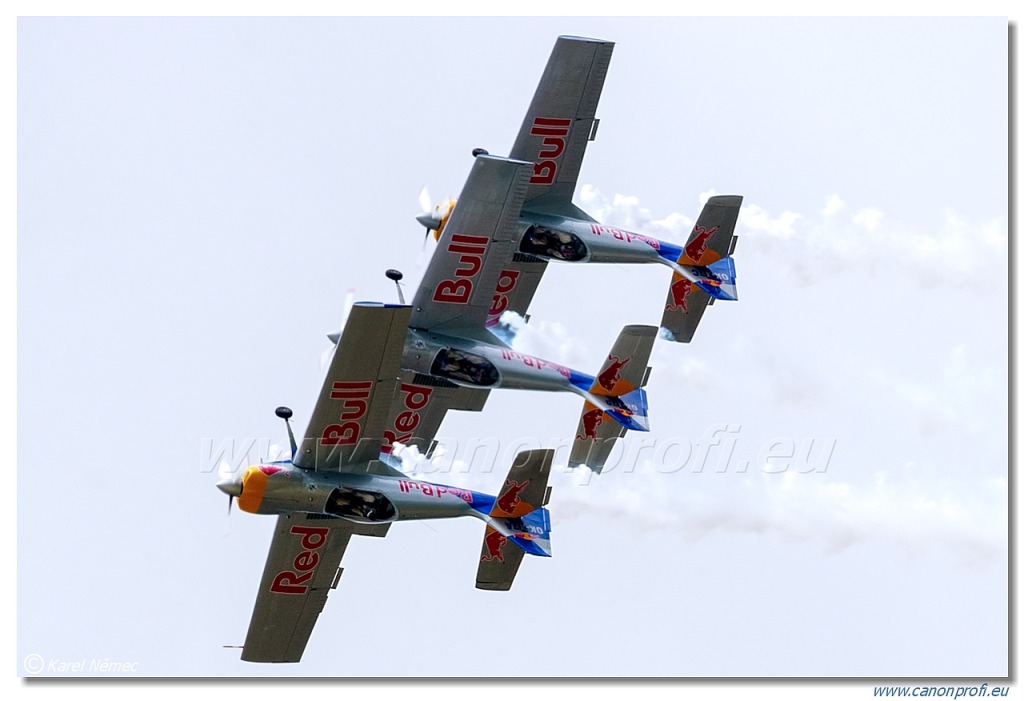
(499, 348, 571, 379)
(486, 268, 520, 327)
(684, 225, 717, 262)
(432, 233, 489, 305)
(529, 117, 571, 185)
(577, 407, 606, 441)
(666, 278, 693, 312)
(321, 380, 372, 446)
(496, 479, 530, 516)
(481, 528, 508, 563)
(381, 382, 433, 451)
(589, 224, 662, 251)
(269, 525, 330, 595)
(597, 355, 630, 392)
(397, 479, 474, 504)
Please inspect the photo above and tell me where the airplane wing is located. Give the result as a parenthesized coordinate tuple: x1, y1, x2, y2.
(482, 251, 549, 333)
(479, 36, 613, 333)
(240, 513, 389, 663)
(379, 369, 490, 462)
(409, 155, 533, 337)
(509, 35, 614, 218)
(295, 302, 411, 474)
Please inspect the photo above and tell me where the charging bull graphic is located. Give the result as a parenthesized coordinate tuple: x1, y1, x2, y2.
(577, 407, 606, 441)
(496, 479, 530, 515)
(666, 278, 693, 312)
(481, 529, 509, 563)
(597, 355, 630, 392)
(684, 225, 717, 263)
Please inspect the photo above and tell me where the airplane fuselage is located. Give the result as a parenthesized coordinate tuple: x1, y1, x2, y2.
(400, 328, 648, 432)
(517, 210, 684, 268)
(403, 328, 592, 394)
(232, 461, 494, 522)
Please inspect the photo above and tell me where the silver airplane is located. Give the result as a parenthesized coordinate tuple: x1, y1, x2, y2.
(393, 154, 657, 462)
(218, 303, 555, 663)
(417, 36, 743, 346)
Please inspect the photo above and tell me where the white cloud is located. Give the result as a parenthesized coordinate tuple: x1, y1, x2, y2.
(579, 184, 695, 243)
(821, 194, 845, 216)
(552, 461, 1006, 567)
(390, 441, 460, 478)
(852, 207, 883, 231)
(580, 187, 1007, 289)
(500, 309, 591, 368)
(538, 188, 1008, 570)
(739, 202, 803, 239)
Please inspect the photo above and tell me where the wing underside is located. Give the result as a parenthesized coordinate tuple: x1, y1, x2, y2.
(380, 369, 490, 464)
(409, 155, 533, 336)
(483, 251, 549, 337)
(509, 35, 614, 216)
(240, 513, 389, 663)
(295, 303, 411, 473)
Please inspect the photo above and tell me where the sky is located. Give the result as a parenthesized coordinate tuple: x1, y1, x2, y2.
(14, 12, 1011, 689)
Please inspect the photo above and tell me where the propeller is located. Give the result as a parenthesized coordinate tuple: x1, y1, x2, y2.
(322, 288, 356, 369)
(417, 185, 432, 221)
(415, 185, 455, 244)
(216, 406, 297, 515)
(216, 459, 242, 515)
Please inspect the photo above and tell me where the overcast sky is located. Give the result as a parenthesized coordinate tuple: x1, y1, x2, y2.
(15, 14, 1010, 686)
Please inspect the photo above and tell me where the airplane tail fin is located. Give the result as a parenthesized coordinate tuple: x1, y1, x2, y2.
(569, 326, 656, 472)
(476, 449, 554, 591)
(660, 195, 742, 343)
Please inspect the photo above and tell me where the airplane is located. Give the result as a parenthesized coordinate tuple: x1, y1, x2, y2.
(369, 153, 660, 475)
(416, 35, 743, 344)
(217, 302, 556, 663)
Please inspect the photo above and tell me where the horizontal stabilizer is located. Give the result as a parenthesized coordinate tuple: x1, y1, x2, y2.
(476, 526, 526, 591)
(660, 195, 742, 343)
(569, 326, 656, 471)
(677, 195, 742, 266)
(569, 418, 626, 473)
(489, 448, 553, 518)
(476, 450, 554, 590)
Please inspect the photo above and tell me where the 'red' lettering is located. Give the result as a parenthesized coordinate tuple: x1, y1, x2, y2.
(270, 525, 330, 595)
(382, 383, 435, 450)
(394, 410, 419, 433)
(293, 550, 319, 572)
(271, 570, 313, 594)
(486, 269, 520, 327)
